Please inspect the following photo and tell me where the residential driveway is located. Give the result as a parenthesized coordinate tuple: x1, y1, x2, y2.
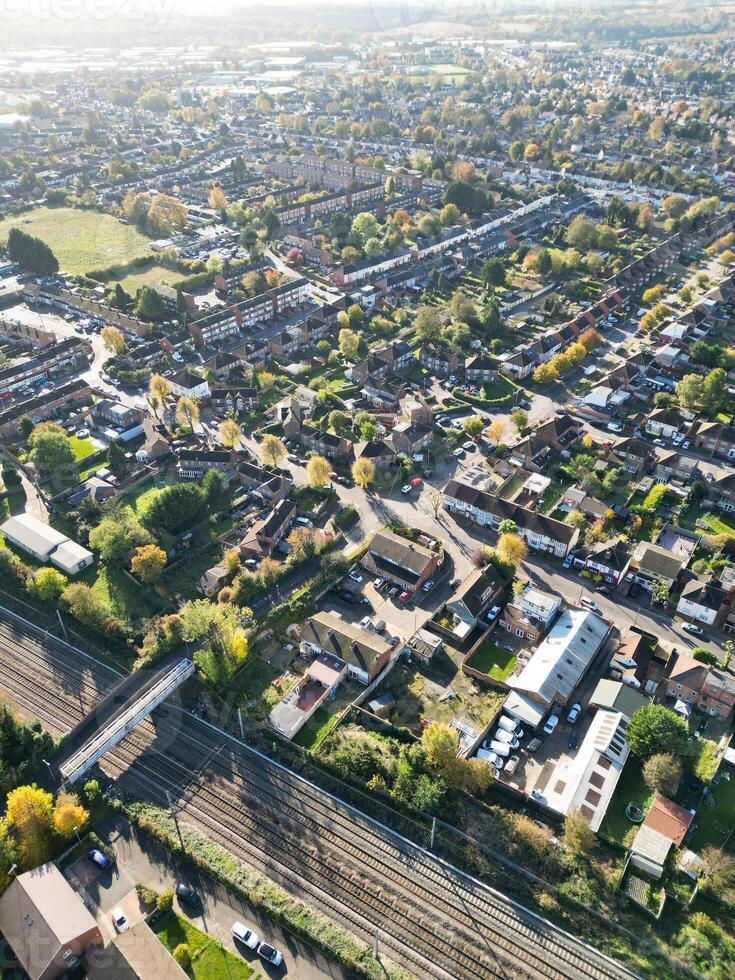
(91, 816, 352, 980)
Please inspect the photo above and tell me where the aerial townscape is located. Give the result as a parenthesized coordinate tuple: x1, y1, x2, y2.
(1, 1, 735, 978)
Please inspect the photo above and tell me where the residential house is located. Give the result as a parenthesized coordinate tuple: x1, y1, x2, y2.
(692, 421, 735, 460)
(609, 629, 663, 695)
(665, 651, 708, 714)
(585, 541, 631, 587)
(268, 652, 347, 740)
(497, 347, 538, 380)
(676, 580, 728, 628)
(499, 586, 561, 644)
(353, 439, 398, 470)
(419, 342, 462, 377)
(629, 541, 686, 592)
(611, 437, 655, 475)
(361, 528, 442, 592)
(176, 449, 234, 480)
(708, 471, 735, 512)
(443, 481, 580, 557)
(441, 566, 504, 640)
(169, 370, 210, 401)
(391, 420, 433, 456)
(300, 611, 396, 685)
(645, 408, 694, 440)
(0, 378, 92, 438)
(699, 669, 735, 720)
(239, 499, 297, 560)
(654, 450, 698, 483)
(210, 386, 258, 415)
(464, 353, 498, 383)
(298, 423, 353, 460)
(0, 863, 102, 980)
(238, 460, 292, 505)
(137, 416, 171, 462)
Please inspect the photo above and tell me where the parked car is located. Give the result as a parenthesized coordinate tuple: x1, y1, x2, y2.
(257, 942, 284, 966)
(87, 848, 110, 869)
(568, 730, 580, 750)
(595, 584, 610, 596)
(337, 589, 356, 603)
(421, 579, 434, 592)
(372, 619, 385, 633)
(682, 623, 704, 636)
(359, 616, 372, 629)
(401, 484, 412, 494)
(398, 590, 411, 603)
(566, 703, 582, 724)
(562, 555, 574, 569)
(295, 515, 313, 528)
(373, 577, 386, 589)
(504, 754, 520, 775)
(348, 569, 363, 583)
(543, 714, 560, 736)
(176, 883, 201, 908)
(76, 427, 89, 438)
(462, 441, 476, 451)
(111, 907, 129, 932)
(388, 586, 399, 598)
(580, 596, 599, 612)
(453, 447, 464, 458)
(232, 921, 259, 949)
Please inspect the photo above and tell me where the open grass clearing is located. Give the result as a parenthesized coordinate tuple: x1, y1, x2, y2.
(0, 206, 152, 276)
(107, 262, 178, 293)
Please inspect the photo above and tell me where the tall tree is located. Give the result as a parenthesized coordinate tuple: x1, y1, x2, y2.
(260, 434, 287, 469)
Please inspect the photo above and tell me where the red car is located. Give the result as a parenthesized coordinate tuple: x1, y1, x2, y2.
(410, 477, 423, 488)
(398, 590, 411, 603)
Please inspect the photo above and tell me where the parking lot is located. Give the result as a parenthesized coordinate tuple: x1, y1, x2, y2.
(325, 558, 455, 641)
(496, 632, 616, 795)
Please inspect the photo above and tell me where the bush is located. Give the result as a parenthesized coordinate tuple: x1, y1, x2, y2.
(156, 887, 174, 913)
(136, 882, 158, 908)
(692, 648, 719, 666)
(173, 943, 191, 970)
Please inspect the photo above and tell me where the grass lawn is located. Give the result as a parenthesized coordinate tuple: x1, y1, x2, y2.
(294, 706, 340, 750)
(697, 511, 735, 537)
(78, 453, 107, 481)
(689, 772, 735, 852)
(1, 207, 152, 276)
(601, 759, 653, 847)
(153, 911, 253, 980)
(69, 435, 96, 461)
(468, 640, 517, 682)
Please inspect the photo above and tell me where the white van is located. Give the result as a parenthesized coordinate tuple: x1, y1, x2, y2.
(494, 729, 520, 748)
(497, 715, 521, 735)
(489, 740, 511, 757)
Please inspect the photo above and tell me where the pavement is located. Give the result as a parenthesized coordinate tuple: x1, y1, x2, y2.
(75, 815, 351, 980)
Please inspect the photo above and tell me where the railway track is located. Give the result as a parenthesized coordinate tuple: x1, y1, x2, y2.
(0, 614, 638, 980)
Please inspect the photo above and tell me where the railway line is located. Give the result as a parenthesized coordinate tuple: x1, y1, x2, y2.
(0, 613, 638, 980)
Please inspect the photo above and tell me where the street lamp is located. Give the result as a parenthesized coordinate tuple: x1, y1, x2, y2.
(73, 826, 81, 845)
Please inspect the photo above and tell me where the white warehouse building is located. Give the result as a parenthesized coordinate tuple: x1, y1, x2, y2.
(1, 513, 93, 575)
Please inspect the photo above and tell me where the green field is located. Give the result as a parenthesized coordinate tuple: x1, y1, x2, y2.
(109, 262, 179, 293)
(294, 706, 340, 750)
(1, 207, 152, 276)
(689, 772, 735, 852)
(600, 760, 653, 847)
